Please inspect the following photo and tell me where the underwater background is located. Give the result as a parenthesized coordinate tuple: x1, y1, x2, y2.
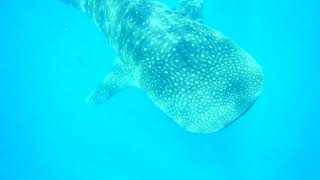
(0, 0, 319, 179)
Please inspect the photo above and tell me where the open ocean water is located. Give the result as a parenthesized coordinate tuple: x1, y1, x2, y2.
(0, 0, 319, 179)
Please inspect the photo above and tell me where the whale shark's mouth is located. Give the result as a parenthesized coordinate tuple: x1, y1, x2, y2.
(222, 96, 261, 131)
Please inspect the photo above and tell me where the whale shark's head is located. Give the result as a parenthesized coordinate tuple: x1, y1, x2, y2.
(136, 19, 264, 133)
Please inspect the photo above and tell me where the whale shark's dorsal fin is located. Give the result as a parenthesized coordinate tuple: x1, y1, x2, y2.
(86, 58, 136, 105)
(176, 0, 203, 22)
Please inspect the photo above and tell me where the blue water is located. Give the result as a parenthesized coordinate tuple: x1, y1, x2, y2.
(1, 0, 319, 179)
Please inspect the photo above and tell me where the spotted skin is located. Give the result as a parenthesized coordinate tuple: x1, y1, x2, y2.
(61, 0, 264, 133)
(176, 0, 203, 22)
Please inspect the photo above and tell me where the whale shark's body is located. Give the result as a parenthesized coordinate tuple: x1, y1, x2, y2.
(61, 0, 264, 133)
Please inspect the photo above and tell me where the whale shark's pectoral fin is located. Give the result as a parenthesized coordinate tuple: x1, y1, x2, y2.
(176, 0, 204, 22)
(86, 59, 134, 105)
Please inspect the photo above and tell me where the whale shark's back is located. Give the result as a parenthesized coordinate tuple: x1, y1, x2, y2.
(61, 0, 264, 133)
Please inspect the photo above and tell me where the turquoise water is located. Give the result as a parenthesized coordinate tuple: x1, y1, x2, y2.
(0, 0, 319, 179)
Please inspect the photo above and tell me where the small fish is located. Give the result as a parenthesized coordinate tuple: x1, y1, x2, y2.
(60, 23, 71, 32)
(75, 55, 84, 65)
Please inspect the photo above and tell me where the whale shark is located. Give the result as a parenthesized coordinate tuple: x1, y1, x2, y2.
(61, 0, 264, 133)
